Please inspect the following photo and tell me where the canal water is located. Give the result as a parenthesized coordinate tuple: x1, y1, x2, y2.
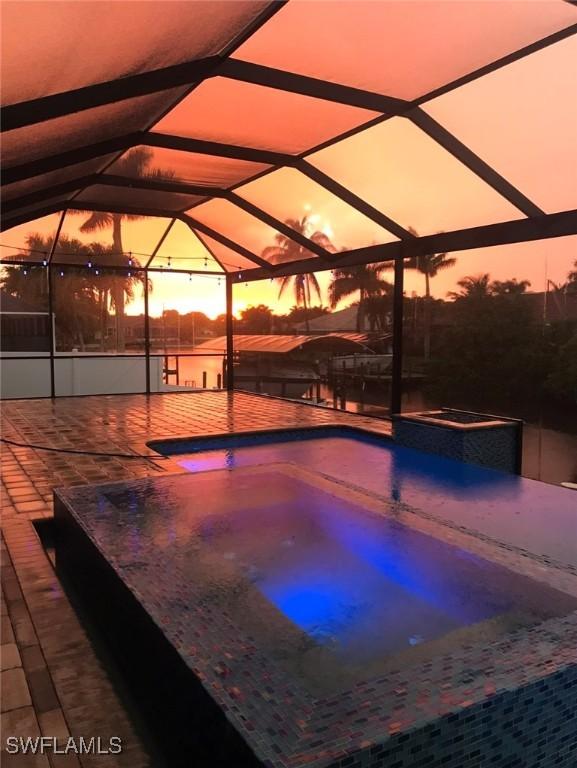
(160, 350, 577, 488)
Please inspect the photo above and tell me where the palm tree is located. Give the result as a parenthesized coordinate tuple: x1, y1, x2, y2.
(566, 259, 577, 294)
(261, 216, 335, 333)
(364, 290, 394, 331)
(1, 234, 100, 350)
(490, 278, 531, 296)
(449, 273, 492, 300)
(76, 147, 170, 351)
(406, 227, 456, 360)
(86, 242, 151, 351)
(0, 234, 52, 309)
(328, 263, 392, 331)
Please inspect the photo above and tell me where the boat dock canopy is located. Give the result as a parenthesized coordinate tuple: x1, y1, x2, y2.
(195, 334, 373, 354)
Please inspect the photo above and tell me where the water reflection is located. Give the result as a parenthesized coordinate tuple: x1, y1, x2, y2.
(169, 432, 577, 568)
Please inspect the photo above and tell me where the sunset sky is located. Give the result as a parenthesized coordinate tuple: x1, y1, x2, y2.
(2, 1, 576, 319)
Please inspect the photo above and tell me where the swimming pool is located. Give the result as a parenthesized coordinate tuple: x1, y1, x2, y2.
(54, 426, 577, 768)
(98, 463, 575, 693)
(150, 426, 577, 570)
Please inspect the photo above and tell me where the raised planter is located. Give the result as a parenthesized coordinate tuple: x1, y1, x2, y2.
(392, 408, 523, 473)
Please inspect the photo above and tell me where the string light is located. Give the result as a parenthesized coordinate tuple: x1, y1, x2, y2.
(95, 269, 99, 276)
(1, 243, 250, 273)
(167, 256, 172, 269)
(87, 261, 92, 268)
(59, 270, 64, 277)
(23, 268, 28, 276)
(128, 252, 133, 267)
(189, 272, 193, 282)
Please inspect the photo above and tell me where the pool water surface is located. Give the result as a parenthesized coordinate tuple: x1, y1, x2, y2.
(150, 428, 577, 570)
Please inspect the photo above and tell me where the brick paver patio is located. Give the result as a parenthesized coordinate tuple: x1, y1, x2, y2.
(0, 391, 391, 767)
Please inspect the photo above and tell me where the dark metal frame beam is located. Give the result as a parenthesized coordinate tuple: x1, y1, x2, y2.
(47, 263, 56, 398)
(3, 176, 100, 213)
(181, 213, 271, 270)
(216, 58, 409, 113)
(4, 175, 336, 259)
(89, 178, 333, 260)
(225, 191, 333, 260)
(96, 174, 215, 198)
(1, 1, 288, 133)
(5, 22, 570, 184)
(408, 109, 545, 217)
(2, 134, 140, 185)
(232, 209, 577, 282)
(65, 201, 181, 219)
(1, 204, 65, 232)
(143, 133, 292, 166)
(225, 275, 235, 391)
(5, 207, 575, 280)
(46, 210, 67, 265)
(296, 160, 414, 240)
(145, 218, 176, 268)
(415, 22, 577, 106)
(4, 145, 411, 250)
(5, 20, 573, 134)
(296, 23, 577, 162)
(3, 201, 334, 270)
(3, 23, 574, 254)
(3, 19, 573, 222)
(4, 174, 221, 214)
(390, 257, 404, 414)
(144, 274, 151, 394)
(179, 219, 228, 273)
(45, 211, 66, 397)
(2, 58, 219, 132)
(188, 227, 227, 273)
(2, 132, 291, 187)
(75, 176, 333, 258)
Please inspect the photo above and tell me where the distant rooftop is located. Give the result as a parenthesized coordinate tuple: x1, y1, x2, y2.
(294, 305, 369, 333)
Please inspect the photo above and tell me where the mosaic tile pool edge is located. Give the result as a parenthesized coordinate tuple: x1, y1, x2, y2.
(53, 465, 577, 768)
(325, 664, 577, 768)
(393, 418, 519, 474)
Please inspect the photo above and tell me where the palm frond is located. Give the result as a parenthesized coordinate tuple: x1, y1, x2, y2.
(79, 211, 113, 233)
(277, 276, 291, 298)
(434, 256, 457, 272)
(308, 273, 321, 302)
(329, 275, 358, 307)
(294, 277, 305, 306)
(261, 246, 282, 262)
(146, 167, 176, 181)
(114, 147, 154, 178)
